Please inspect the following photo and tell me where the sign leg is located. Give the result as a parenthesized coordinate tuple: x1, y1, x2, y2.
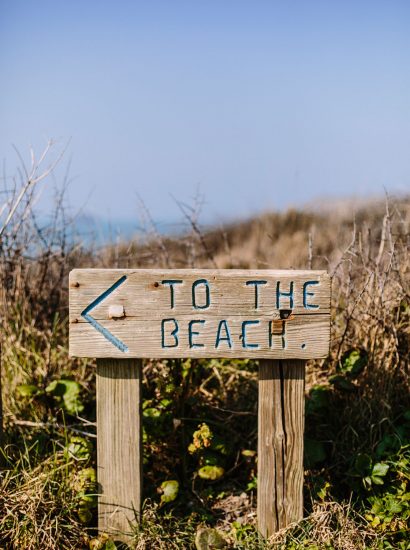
(258, 359, 305, 537)
(96, 358, 142, 542)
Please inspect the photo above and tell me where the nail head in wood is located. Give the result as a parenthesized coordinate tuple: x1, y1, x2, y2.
(108, 304, 125, 319)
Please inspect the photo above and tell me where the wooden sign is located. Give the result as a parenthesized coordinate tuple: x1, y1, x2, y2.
(68, 268, 331, 542)
(69, 269, 330, 359)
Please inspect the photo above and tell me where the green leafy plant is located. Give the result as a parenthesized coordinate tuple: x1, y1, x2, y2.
(17, 384, 41, 397)
(45, 379, 84, 415)
(338, 349, 368, 377)
(195, 527, 226, 549)
(188, 423, 213, 454)
(159, 480, 179, 505)
(65, 436, 93, 462)
(73, 467, 98, 524)
(350, 453, 389, 489)
(188, 424, 228, 482)
(328, 349, 368, 392)
(198, 465, 224, 481)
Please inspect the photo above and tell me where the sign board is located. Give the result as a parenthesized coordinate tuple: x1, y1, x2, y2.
(69, 269, 330, 359)
(68, 268, 332, 540)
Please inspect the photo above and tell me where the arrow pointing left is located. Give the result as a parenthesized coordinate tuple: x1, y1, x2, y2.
(81, 275, 129, 352)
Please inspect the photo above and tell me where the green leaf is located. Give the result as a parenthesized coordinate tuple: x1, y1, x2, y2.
(195, 527, 226, 550)
(77, 505, 92, 524)
(143, 407, 162, 418)
(363, 476, 372, 489)
(17, 384, 40, 397)
(372, 462, 389, 477)
(46, 379, 84, 415)
(76, 468, 97, 523)
(160, 480, 179, 504)
(386, 498, 403, 514)
(66, 436, 93, 461)
(339, 349, 368, 378)
(198, 465, 225, 481)
(241, 449, 256, 458)
(354, 453, 372, 476)
(370, 476, 384, 485)
(143, 406, 171, 438)
(370, 497, 384, 514)
(317, 481, 331, 500)
(246, 476, 257, 491)
(76, 468, 97, 499)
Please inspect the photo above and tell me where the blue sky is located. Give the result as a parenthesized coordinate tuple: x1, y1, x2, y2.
(1, 1, 409, 227)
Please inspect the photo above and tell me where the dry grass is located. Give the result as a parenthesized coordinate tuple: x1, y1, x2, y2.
(0, 450, 84, 549)
(0, 148, 409, 548)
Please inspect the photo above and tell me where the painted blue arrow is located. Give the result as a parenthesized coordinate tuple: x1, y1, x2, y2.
(81, 275, 129, 352)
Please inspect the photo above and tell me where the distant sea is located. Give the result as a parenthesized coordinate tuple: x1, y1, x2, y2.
(67, 213, 207, 246)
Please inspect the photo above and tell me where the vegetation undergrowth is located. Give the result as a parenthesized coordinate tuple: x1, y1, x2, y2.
(0, 147, 409, 548)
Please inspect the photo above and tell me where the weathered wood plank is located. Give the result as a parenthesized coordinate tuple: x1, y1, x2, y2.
(70, 269, 330, 359)
(258, 360, 305, 537)
(96, 359, 142, 541)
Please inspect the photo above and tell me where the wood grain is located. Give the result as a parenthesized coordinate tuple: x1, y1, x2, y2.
(96, 359, 142, 541)
(258, 360, 305, 536)
(70, 269, 331, 359)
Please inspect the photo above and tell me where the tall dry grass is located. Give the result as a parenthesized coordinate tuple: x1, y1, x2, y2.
(0, 147, 409, 548)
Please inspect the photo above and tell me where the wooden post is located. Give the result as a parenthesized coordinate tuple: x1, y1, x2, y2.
(258, 359, 305, 537)
(96, 358, 142, 542)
